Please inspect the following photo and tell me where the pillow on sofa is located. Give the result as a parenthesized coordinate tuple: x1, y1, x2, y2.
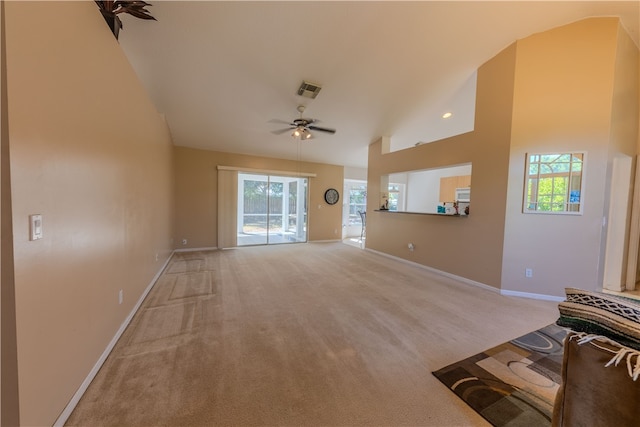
(556, 287, 640, 351)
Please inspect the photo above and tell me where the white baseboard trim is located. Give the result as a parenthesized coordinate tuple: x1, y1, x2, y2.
(364, 248, 501, 294)
(500, 289, 565, 302)
(364, 248, 563, 302)
(53, 252, 176, 427)
(174, 246, 218, 253)
(310, 239, 342, 243)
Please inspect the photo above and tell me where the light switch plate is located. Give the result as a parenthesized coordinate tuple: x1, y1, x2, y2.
(30, 214, 43, 241)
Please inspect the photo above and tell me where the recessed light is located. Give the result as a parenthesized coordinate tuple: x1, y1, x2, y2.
(442, 112, 453, 119)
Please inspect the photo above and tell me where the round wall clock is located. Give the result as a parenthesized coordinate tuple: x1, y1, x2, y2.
(324, 188, 340, 205)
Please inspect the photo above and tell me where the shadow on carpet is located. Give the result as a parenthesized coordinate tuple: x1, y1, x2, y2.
(432, 324, 568, 427)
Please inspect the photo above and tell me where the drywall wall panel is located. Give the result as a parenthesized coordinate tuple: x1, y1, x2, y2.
(502, 18, 622, 297)
(344, 166, 367, 181)
(609, 22, 640, 290)
(366, 43, 517, 288)
(174, 147, 343, 248)
(0, 1, 20, 424)
(5, 2, 174, 424)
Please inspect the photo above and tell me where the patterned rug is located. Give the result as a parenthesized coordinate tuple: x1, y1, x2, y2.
(432, 324, 568, 427)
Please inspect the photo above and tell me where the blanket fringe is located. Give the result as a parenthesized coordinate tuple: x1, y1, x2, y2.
(570, 333, 640, 381)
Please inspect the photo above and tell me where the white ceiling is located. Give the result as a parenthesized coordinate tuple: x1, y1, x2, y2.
(118, 1, 640, 169)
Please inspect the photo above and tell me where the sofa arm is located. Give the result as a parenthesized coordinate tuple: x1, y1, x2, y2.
(552, 332, 640, 427)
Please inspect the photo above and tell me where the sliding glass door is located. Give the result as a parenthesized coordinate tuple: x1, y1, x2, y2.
(237, 173, 307, 246)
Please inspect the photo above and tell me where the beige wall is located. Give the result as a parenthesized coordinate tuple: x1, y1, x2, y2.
(344, 166, 367, 181)
(366, 43, 517, 289)
(174, 146, 343, 248)
(367, 18, 640, 297)
(5, 2, 174, 425)
(608, 23, 640, 287)
(610, 23, 640, 158)
(1, 1, 20, 425)
(503, 18, 636, 297)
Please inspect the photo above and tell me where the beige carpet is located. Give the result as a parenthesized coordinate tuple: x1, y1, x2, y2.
(66, 242, 559, 426)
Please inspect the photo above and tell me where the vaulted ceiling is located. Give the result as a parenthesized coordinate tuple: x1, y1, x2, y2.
(118, 1, 640, 169)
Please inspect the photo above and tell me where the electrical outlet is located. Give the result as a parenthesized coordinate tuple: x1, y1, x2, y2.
(182, 239, 187, 245)
(408, 243, 414, 251)
(155, 253, 159, 262)
(118, 289, 124, 305)
(525, 268, 533, 278)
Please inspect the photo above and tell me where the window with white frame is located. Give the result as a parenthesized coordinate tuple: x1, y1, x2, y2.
(524, 153, 584, 214)
(388, 183, 405, 211)
(348, 184, 367, 225)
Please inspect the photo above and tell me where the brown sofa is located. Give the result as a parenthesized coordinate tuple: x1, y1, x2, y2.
(553, 288, 640, 426)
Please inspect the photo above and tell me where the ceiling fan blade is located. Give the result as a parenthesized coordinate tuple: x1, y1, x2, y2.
(271, 127, 294, 135)
(268, 119, 294, 126)
(308, 125, 336, 134)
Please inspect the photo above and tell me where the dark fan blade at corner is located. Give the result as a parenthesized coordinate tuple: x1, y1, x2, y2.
(308, 125, 336, 134)
(271, 127, 294, 135)
(268, 119, 294, 126)
(268, 119, 295, 135)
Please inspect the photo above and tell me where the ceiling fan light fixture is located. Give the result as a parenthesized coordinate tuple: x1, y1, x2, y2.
(292, 126, 312, 140)
(273, 105, 334, 140)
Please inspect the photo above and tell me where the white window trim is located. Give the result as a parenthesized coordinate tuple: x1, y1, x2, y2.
(522, 152, 587, 215)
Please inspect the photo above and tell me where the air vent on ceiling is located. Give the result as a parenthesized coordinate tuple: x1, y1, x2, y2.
(297, 81, 322, 99)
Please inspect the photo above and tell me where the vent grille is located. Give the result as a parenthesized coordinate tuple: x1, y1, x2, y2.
(297, 81, 322, 99)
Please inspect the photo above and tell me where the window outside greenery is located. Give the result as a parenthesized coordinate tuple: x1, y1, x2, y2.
(348, 185, 367, 225)
(524, 153, 584, 214)
(388, 183, 402, 211)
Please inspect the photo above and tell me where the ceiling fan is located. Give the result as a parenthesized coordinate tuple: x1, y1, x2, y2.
(270, 105, 336, 140)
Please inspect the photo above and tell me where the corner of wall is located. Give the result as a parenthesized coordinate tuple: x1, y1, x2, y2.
(0, 1, 20, 424)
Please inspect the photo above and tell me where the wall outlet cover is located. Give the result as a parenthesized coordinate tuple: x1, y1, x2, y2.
(29, 214, 43, 240)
